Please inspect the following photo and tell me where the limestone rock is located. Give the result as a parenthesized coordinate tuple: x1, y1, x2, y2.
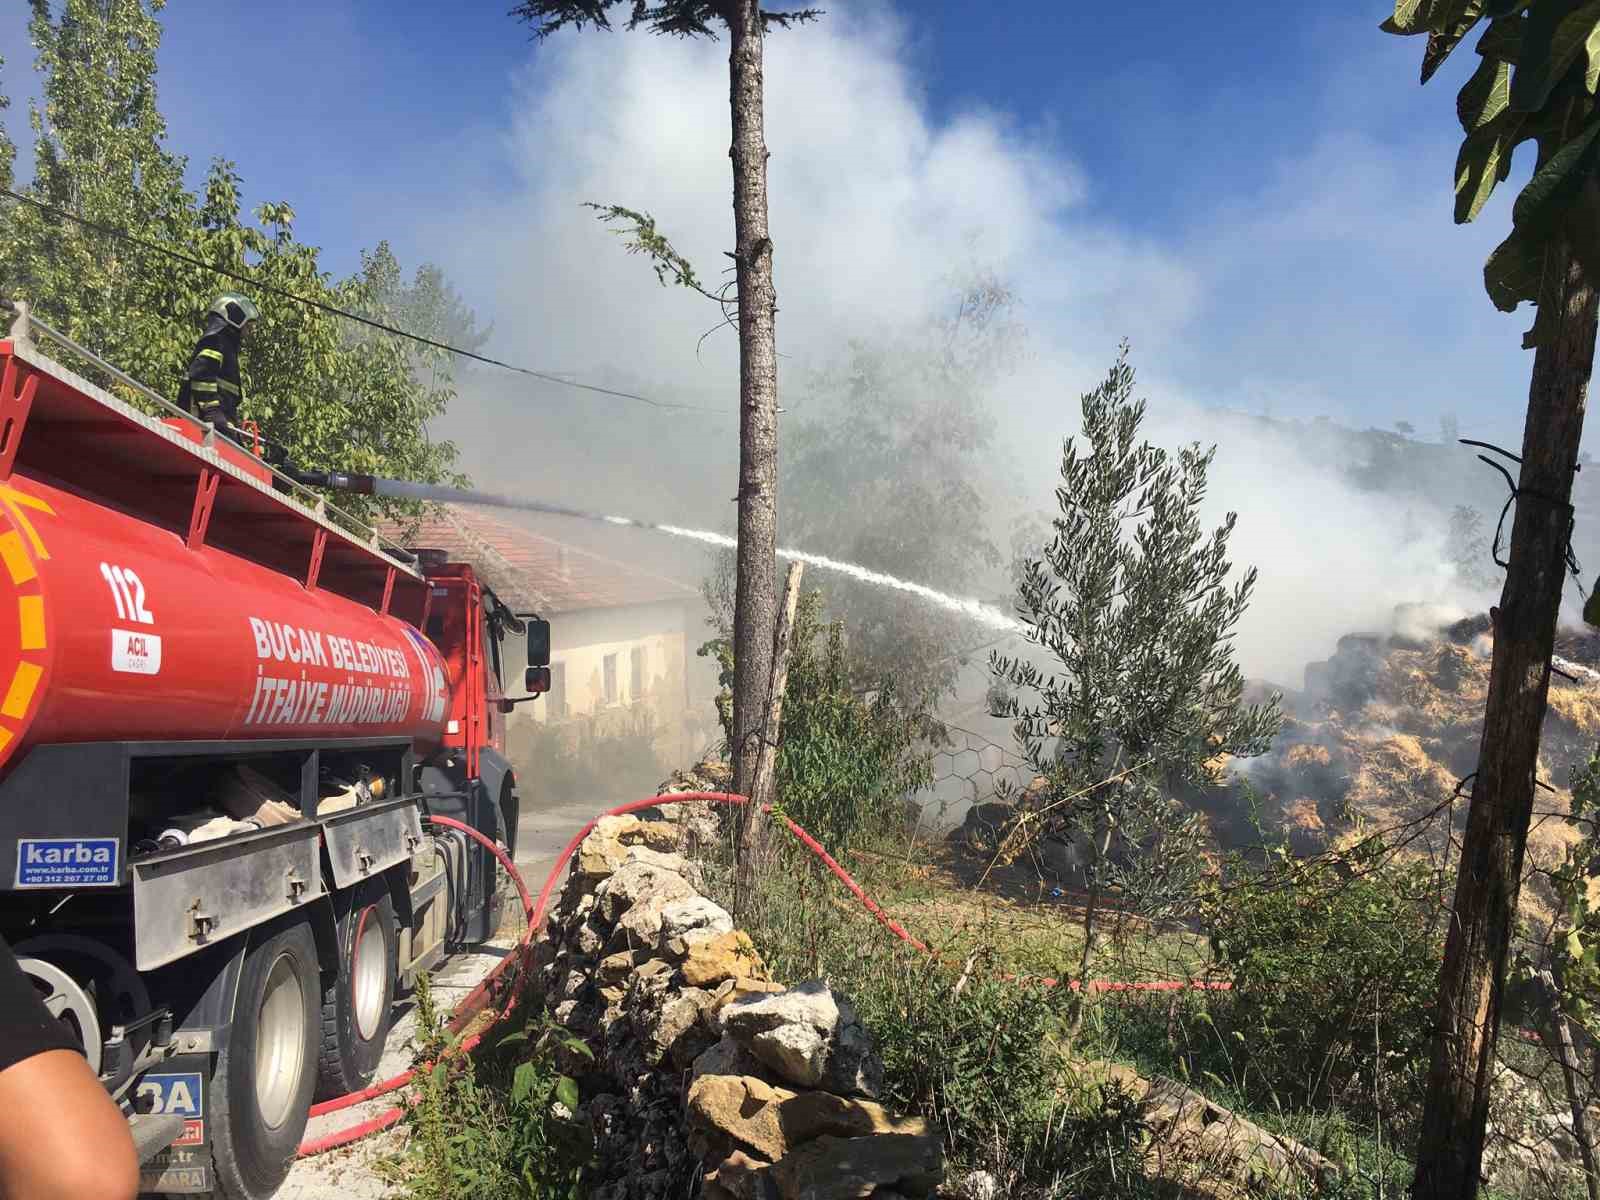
(657, 758, 734, 794)
(692, 1035, 773, 1082)
(687, 1075, 798, 1161)
(597, 950, 637, 986)
(661, 896, 734, 944)
(688, 1075, 929, 1168)
(576, 815, 646, 876)
(1139, 1075, 1339, 1190)
(683, 930, 768, 989)
(593, 858, 697, 925)
(769, 1133, 943, 1200)
(638, 991, 716, 1069)
(663, 926, 720, 961)
(722, 980, 884, 1097)
(775, 1090, 928, 1144)
(706, 1150, 778, 1200)
(624, 843, 706, 889)
(628, 957, 676, 1003)
(609, 893, 686, 954)
(572, 915, 607, 957)
(708, 978, 787, 1034)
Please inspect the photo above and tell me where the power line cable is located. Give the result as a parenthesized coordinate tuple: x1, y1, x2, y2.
(0, 186, 732, 415)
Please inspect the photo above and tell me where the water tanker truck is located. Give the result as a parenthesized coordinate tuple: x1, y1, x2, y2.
(0, 306, 550, 1198)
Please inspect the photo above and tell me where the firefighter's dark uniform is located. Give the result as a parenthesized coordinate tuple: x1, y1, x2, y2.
(176, 325, 244, 439)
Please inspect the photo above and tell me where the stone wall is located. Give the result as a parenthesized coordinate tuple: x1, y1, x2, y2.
(532, 802, 945, 1200)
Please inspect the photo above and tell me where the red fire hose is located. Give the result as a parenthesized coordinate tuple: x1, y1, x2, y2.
(296, 792, 1229, 1157)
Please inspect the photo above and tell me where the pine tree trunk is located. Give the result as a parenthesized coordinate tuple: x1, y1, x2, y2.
(726, 0, 780, 879)
(1410, 238, 1597, 1200)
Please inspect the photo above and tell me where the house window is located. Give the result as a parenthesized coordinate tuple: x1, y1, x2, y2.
(630, 646, 645, 703)
(603, 653, 618, 705)
(547, 661, 567, 720)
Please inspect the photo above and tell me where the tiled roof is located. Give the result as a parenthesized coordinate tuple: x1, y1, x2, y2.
(384, 504, 701, 615)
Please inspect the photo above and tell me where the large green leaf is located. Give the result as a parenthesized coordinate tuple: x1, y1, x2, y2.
(1459, 56, 1513, 128)
(1486, 0, 1532, 14)
(1510, 0, 1594, 112)
(1510, 114, 1600, 232)
(1425, 1, 1488, 81)
(555, 1075, 580, 1111)
(1388, 0, 1479, 34)
(1478, 13, 1527, 63)
(1456, 111, 1528, 220)
(1389, 0, 1438, 33)
(1484, 222, 1549, 309)
(1555, 1, 1600, 95)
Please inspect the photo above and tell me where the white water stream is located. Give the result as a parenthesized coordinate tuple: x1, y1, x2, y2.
(373, 479, 1027, 635)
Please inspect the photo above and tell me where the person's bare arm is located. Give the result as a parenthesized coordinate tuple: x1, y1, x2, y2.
(0, 1048, 138, 1200)
(0, 936, 138, 1200)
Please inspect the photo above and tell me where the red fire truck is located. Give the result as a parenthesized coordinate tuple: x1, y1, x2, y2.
(0, 305, 548, 1198)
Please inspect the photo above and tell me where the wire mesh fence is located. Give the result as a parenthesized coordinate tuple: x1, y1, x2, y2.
(913, 721, 1033, 833)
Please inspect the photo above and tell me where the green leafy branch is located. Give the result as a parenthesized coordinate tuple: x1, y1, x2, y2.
(1384, 0, 1600, 346)
(585, 201, 740, 355)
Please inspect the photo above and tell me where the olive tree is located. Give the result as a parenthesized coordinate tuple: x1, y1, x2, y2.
(991, 345, 1281, 1044)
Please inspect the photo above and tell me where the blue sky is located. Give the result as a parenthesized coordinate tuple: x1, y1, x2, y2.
(0, 2, 1541, 447)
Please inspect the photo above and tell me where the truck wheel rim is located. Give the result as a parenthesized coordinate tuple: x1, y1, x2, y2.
(352, 906, 386, 1041)
(18, 957, 101, 1076)
(255, 951, 306, 1130)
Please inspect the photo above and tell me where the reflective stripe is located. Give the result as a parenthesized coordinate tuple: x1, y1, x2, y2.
(216, 379, 240, 395)
(197, 348, 224, 363)
(189, 380, 220, 393)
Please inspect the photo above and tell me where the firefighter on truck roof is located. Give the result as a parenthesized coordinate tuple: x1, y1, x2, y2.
(177, 292, 259, 444)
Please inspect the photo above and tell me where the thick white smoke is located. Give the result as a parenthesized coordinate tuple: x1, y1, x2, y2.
(422, 2, 1539, 695)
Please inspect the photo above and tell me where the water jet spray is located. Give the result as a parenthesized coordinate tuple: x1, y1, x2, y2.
(310, 472, 1026, 636)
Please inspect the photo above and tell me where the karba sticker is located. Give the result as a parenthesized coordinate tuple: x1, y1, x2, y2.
(15, 838, 120, 888)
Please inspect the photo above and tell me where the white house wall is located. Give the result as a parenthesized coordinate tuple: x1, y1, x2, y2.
(511, 599, 722, 767)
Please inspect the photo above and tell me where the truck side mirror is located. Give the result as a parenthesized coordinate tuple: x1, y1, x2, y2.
(523, 617, 550, 668)
(523, 666, 551, 695)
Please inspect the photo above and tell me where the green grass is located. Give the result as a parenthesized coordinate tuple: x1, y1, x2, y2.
(709, 835, 1448, 1199)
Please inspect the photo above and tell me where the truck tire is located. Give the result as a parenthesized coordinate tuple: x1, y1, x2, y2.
(208, 916, 320, 1200)
(315, 882, 396, 1098)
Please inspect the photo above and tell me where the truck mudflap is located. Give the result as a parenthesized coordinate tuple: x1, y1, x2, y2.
(320, 795, 424, 890)
(135, 1054, 211, 1194)
(131, 821, 322, 970)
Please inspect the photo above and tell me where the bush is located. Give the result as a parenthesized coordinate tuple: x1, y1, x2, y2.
(700, 588, 935, 855)
(391, 973, 591, 1199)
(726, 860, 1156, 1196)
(1196, 845, 1443, 1130)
